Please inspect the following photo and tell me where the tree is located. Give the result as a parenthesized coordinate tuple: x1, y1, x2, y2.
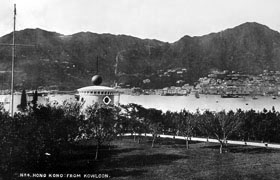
(177, 110, 196, 149)
(253, 108, 280, 143)
(146, 108, 163, 148)
(239, 109, 256, 142)
(116, 105, 131, 139)
(58, 101, 84, 148)
(79, 104, 121, 160)
(199, 110, 242, 154)
(122, 103, 147, 143)
(17, 89, 27, 112)
(170, 112, 180, 137)
(150, 122, 162, 148)
(31, 90, 38, 109)
(162, 110, 176, 134)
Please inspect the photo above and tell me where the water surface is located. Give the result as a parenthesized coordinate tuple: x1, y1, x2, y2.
(1, 94, 278, 113)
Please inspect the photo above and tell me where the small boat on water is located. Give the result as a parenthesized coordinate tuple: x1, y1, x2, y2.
(221, 93, 239, 98)
(252, 96, 258, 100)
(272, 96, 277, 100)
(195, 91, 200, 98)
(161, 93, 174, 96)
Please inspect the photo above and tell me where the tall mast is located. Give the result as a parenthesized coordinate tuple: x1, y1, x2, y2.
(96, 56, 99, 74)
(11, 4, 16, 117)
(114, 53, 119, 87)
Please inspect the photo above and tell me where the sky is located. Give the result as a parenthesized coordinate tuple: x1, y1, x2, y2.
(1, 0, 280, 42)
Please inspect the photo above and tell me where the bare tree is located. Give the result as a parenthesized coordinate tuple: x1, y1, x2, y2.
(146, 108, 163, 148)
(199, 110, 242, 154)
(149, 122, 162, 148)
(177, 110, 196, 149)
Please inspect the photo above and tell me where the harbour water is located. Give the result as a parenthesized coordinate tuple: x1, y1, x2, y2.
(1, 94, 279, 113)
(120, 94, 279, 112)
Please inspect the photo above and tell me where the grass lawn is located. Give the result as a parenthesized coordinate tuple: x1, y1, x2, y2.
(40, 137, 280, 180)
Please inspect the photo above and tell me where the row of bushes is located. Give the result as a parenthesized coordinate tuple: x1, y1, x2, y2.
(1, 102, 280, 179)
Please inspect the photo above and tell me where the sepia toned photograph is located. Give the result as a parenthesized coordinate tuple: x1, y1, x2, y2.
(1, 0, 280, 179)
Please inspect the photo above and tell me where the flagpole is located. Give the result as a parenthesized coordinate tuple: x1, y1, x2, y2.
(11, 4, 16, 117)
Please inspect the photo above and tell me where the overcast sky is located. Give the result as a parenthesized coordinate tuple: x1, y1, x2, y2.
(1, 0, 280, 42)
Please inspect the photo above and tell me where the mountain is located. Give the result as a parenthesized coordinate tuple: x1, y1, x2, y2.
(0, 22, 280, 90)
(169, 22, 280, 83)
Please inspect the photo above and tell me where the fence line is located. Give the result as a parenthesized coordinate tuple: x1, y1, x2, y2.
(121, 133, 280, 149)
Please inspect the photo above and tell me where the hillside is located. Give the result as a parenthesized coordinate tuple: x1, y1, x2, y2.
(169, 22, 280, 83)
(0, 22, 280, 90)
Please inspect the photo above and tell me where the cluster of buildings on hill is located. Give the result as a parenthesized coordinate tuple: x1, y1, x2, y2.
(196, 70, 280, 97)
(157, 84, 193, 96)
(115, 67, 189, 90)
(120, 69, 280, 97)
(117, 84, 193, 96)
(157, 68, 187, 79)
(8, 67, 278, 98)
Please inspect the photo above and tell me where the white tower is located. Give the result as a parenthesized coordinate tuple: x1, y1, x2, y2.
(77, 75, 120, 109)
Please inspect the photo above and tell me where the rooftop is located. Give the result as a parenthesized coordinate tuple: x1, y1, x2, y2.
(77, 86, 117, 92)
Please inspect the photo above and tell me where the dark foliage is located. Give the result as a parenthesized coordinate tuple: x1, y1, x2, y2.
(78, 103, 122, 160)
(2, 101, 280, 179)
(0, 102, 82, 179)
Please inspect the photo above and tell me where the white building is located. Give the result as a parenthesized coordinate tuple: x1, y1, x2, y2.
(77, 85, 120, 109)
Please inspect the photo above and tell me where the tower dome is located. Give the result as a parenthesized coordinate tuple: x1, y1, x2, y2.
(91, 75, 102, 85)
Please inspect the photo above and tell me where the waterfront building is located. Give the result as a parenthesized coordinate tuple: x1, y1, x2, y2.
(161, 86, 189, 96)
(76, 75, 120, 109)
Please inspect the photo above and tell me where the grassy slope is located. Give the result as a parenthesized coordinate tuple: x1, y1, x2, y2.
(106, 138, 280, 180)
(32, 137, 280, 180)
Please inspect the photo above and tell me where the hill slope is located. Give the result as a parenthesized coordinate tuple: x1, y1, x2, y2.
(0, 22, 280, 90)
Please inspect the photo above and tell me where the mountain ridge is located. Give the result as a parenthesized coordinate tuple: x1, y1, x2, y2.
(0, 22, 279, 90)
